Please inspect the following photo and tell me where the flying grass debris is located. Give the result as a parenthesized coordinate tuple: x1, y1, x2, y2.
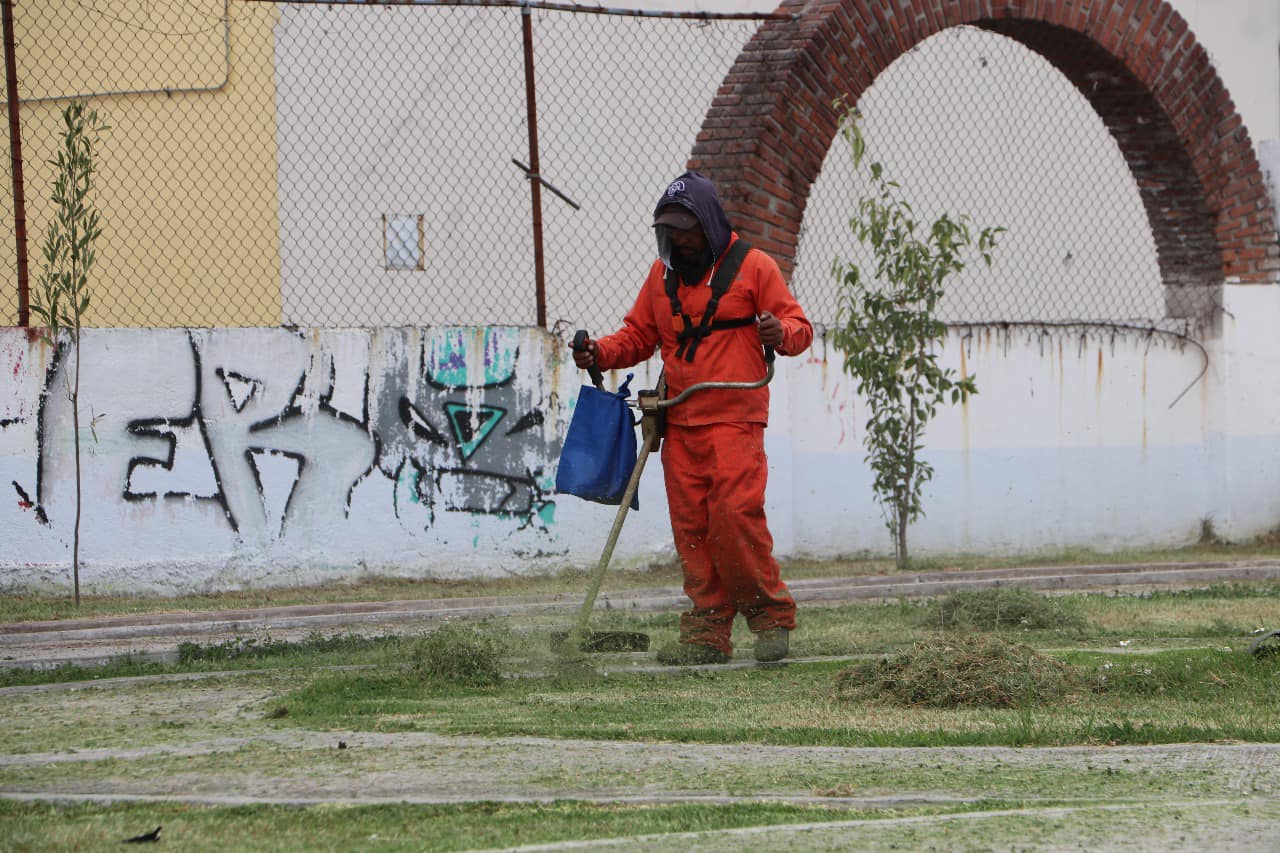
(411, 622, 511, 686)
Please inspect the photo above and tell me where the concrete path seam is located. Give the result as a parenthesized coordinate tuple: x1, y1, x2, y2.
(470, 799, 1249, 852)
(0, 791, 1244, 813)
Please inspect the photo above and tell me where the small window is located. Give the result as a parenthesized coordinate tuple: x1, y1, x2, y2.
(383, 214, 425, 271)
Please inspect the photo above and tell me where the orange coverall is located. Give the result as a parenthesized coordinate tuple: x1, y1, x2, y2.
(593, 233, 813, 654)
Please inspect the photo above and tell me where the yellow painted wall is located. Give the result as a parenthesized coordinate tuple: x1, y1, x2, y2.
(1, 0, 281, 327)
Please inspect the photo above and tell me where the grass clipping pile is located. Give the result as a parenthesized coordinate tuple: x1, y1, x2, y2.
(411, 622, 511, 687)
(835, 635, 1086, 708)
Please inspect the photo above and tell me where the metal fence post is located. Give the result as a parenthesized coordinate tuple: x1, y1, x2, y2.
(521, 2, 547, 329)
(2, 0, 28, 327)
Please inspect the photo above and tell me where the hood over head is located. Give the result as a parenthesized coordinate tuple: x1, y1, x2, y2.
(652, 171, 733, 260)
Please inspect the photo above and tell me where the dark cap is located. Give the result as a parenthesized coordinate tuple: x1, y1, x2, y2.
(652, 204, 699, 230)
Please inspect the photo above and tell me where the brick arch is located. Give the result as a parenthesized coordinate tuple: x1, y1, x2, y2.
(689, 0, 1280, 309)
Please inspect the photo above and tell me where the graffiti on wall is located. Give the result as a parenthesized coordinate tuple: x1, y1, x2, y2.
(9, 327, 560, 547)
(2, 335, 46, 522)
(376, 327, 554, 531)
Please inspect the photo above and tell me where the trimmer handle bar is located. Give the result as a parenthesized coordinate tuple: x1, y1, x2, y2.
(572, 329, 607, 390)
(658, 346, 774, 410)
(572, 329, 774, 407)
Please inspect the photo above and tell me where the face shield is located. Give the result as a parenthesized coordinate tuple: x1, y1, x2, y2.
(654, 224, 676, 270)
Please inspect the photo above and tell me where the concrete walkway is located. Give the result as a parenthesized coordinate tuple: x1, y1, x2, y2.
(2, 559, 1278, 669)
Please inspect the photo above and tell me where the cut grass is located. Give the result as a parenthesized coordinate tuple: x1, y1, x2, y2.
(0, 799, 1273, 853)
(0, 632, 415, 689)
(0, 799, 949, 852)
(834, 636, 1085, 708)
(409, 622, 512, 686)
(272, 643, 1280, 748)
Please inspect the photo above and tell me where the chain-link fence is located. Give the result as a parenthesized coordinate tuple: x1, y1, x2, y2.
(2, 2, 1181, 334)
(793, 25, 1175, 333)
(1, 0, 764, 329)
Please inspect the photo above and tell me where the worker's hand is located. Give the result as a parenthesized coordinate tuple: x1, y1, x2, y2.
(572, 338, 599, 370)
(756, 311, 783, 348)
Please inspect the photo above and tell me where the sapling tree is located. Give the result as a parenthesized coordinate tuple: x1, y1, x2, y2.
(29, 101, 108, 607)
(830, 105, 1001, 570)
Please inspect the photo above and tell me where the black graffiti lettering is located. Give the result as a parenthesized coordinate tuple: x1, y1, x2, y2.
(505, 409, 543, 436)
(245, 447, 305, 538)
(11, 480, 48, 525)
(398, 397, 449, 446)
(28, 328, 560, 546)
(123, 336, 239, 532)
(216, 368, 261, 413)
(243, 348, 377, 527)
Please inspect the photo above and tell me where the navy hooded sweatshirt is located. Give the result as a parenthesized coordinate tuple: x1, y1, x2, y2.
(593, 172, 814, 427)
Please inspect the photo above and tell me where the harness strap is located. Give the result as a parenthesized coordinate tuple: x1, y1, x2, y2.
(674, 315, 756, 342)
(664, 239, 753, 363)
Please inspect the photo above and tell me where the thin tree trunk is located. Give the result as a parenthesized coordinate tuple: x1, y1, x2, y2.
(897, 388, 917, 571)
(72, 333, 81, 608)
(895, 508, 908, 570)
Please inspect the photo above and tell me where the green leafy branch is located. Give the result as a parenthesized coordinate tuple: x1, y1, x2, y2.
(829, 102, 1002, 569)
(29, 100, 108, 608)
(31, 102, 108, 343)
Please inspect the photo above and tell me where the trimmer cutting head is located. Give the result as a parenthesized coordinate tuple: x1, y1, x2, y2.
(550, 629, 650, 655)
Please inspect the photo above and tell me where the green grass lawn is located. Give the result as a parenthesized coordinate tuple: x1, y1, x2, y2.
(0, 798, 1058, 852)
(6, 585, 1277, 748)
(273, 643, 1280, 749)
(3, 576, 1280, 850)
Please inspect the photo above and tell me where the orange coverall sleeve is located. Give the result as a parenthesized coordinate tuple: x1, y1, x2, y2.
(594, 238, 812, 426)
(593, 260, 668, 371)
(754, 251, 813, 358)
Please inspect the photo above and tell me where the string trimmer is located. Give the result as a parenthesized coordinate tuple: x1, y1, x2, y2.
(554, 330, 775, 662)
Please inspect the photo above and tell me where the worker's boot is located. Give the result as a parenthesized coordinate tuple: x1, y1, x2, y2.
(752, 628, 790, 662)
(656, 641, 730, 666)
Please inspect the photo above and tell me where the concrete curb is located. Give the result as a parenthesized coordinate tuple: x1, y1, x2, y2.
(2, 560, 1277, 669)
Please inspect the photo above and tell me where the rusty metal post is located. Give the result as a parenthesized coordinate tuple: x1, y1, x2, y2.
(2, 0, 28, 326)
(520, 2, 547, 328)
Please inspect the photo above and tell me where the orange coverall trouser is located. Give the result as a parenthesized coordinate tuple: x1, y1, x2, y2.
(660, 421, 796, 654)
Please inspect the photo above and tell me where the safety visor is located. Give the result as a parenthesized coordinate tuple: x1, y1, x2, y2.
(654, 224, 676, 270)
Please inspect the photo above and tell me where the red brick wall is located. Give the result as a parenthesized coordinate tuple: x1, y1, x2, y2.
(690, 0, 1280, 296)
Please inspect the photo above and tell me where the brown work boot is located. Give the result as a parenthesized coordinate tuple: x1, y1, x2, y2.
(753, 628, 790, 662)
(656, 642, 730, 666)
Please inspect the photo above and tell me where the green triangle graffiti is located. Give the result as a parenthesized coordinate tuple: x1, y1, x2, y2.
(443, 402, 506, 461)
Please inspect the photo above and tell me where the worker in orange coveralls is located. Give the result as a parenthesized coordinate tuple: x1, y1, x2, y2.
(572, 171, 813, 665)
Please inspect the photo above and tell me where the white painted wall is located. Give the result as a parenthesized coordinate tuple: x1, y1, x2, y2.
(2, 311, 1280, 594)
(3, 1, 1277, 593)
(1174, 0, 1280, 142)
